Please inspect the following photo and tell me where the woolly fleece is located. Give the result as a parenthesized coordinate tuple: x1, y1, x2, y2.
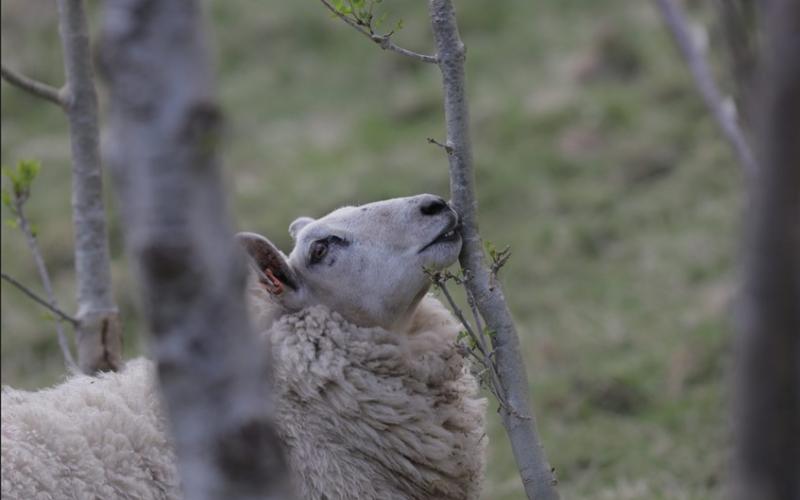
(1, 359, 179, 500)
(1, 296, 486, 500)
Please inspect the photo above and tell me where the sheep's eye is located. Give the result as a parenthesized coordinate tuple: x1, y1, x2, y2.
(309, 240, 329, 264)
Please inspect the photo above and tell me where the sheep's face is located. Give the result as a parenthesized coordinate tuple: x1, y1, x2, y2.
(238, 194, 461, 329)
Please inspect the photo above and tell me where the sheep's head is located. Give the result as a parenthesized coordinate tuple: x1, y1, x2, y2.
(238, 194, 461, 329)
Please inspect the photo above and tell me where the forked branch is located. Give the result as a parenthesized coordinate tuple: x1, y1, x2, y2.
(0, 64, 64, 108)
(3, 187, 78, 373)
(426, 269, 509, 410)
(318, 0, 438, 63)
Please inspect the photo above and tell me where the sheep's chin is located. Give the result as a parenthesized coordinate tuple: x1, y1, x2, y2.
(418, 235, 462, 269)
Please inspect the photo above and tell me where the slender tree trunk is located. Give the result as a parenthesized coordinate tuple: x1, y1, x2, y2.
(733, 1, 800, 499)
(654, 0, 758, 177)
(56, 0, 122, 373)
(427, 1, 559, 499)
(100, 0, 294, 498)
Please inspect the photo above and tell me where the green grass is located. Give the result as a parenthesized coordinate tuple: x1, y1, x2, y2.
(1, 1, 744, 498)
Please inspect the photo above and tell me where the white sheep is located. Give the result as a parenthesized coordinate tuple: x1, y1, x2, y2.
(1, 194, 487, 500)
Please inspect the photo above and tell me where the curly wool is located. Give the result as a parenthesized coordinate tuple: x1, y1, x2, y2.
(271, 296, 486, 500)
(1, 359, 179, 500)
(1, 296, 486, 500)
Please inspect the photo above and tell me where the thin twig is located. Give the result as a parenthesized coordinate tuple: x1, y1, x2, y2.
(464, 289, 510, 406)
(466, 289, 485, 346)
(9, 198, 79, 372)
(428, 273, 510, 408)
(429, 272, 487, 357)
(1, 272, 79, 326)
(0, 64, 64, 108)
(654, 0, 758, 177)
(318, 0, 438, 63)
(458, 341, 488, 369)
(489, 246, 512, 277)
(427, 137, 454, 154)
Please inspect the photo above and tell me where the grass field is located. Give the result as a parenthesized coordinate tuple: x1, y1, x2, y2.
(1, 1, 745, 498)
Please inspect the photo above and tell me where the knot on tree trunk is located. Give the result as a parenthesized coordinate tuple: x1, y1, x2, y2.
(76, 309, 123, 374)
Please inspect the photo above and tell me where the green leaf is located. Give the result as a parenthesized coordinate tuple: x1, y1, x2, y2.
(18, 159, 41, 185)
(457, 330, 469, 342)
(2, 160, 42, 200)
(5, 218, 18, 229)
(485, 239, 497, 260)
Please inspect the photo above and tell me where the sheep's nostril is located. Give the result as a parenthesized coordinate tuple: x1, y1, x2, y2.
(420, 197, 448, 216)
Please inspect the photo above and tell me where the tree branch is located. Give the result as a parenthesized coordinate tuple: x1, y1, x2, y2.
(0, 64, 65, 107)
(318, 0, 438, 64)
(100, 0, 295, 498)
(713, 0, 758, 126)
(654, 0, 758, 177)
(6, 198, 79, 373)
(427, 1, 559, 498)
(427, 271, 511, 412)
(1, 272, 79, 327)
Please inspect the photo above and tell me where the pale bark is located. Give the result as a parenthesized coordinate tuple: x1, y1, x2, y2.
(654, 0, 758, 177)
(427, 1, 559, 499)
(733, 1, 800, 498)
(100, 0, 294, 498)
(56, 0, 122, 374)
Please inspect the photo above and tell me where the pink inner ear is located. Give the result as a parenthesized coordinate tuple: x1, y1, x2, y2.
(262, 268, 284, 295)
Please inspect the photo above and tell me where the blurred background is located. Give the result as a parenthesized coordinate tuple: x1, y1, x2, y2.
(2, 0, 744, 498)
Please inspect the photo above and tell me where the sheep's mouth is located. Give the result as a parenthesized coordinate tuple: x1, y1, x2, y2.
(419, 219, 461, 253)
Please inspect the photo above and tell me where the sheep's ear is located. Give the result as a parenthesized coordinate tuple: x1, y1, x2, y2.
(236, 232, 300, 296)
(289, 217, 314, 241)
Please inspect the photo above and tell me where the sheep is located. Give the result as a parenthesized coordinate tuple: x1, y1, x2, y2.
(1, 194, 487, 500)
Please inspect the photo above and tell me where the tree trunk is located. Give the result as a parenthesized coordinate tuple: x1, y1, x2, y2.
(56, 0, 122, 374)
(100, 0, 295, 498)
(733, 1, 800, 499)
(427, 1, 559, 499)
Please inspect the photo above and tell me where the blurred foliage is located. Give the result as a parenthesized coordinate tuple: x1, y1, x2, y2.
(1, 0, 745, 498)
(2, 159, 41, 204)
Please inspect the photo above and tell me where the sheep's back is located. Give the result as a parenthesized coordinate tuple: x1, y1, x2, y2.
(1, 359, 179, 500)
